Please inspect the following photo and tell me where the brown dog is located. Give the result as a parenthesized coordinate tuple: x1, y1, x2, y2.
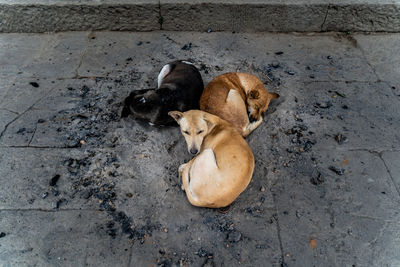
(169, 110, 254, 208)
(200, 72, 279, 137)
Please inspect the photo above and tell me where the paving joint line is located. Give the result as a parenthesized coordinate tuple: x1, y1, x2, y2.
(271, 190, 286, 267)
(74, 32, 92, 78)
(378, 153, 400, 197)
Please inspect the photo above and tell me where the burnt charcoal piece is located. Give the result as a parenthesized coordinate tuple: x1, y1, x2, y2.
(329, 166, 345, 175)
(310, 173, 324, 185)
(335, 134, 348, 144)
(29, 82, 39, 87)
(49, 174, 60, 186)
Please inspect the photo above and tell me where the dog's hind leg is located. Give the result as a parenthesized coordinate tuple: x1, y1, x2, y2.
(226, 89, 250, 136)
(182, 149, 219, 207)
(158, 64, 171, 88)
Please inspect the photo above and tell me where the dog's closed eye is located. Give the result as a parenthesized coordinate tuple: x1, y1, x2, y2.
(197, 130, 204, 134)
(183, 130, 190, 135)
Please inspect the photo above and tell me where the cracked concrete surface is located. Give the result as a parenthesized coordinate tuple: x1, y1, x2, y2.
(0, 31, 399, 266)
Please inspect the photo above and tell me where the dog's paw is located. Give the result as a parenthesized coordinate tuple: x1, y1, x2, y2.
(178, 163, 186, 176)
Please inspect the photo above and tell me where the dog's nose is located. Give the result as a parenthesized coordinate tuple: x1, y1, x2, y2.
(190, 148, 198, 155)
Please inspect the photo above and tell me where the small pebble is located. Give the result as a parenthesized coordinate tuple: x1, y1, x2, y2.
(271, 61, 280, 68)
(327, 55, 332, 59)
(260, 186, 265, 192)
(329, 166, 345, 175)
(309, 74, 315, 79)
(37, 119, 45, 123)
(181, 43, 192, 50)
(227, 231, 242, 242)
(41, 192, 48, 199)
(206, 28, 212, 33)
(137, 41, 143, 46)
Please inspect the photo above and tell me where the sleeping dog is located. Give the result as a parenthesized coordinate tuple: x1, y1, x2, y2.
(121, 60, 204, 125)
(169, 110, 254, 208)
(200, 72, 279, 137)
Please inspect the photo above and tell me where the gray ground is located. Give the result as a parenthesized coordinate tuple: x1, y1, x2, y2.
(0, 31, 399, 267)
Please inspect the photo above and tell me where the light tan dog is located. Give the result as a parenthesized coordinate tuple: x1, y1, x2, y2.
(200, 72, 279, 137)
(169, 110, 254, 208)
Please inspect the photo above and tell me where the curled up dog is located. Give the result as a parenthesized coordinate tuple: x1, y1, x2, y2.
(169, 110, 255, 208)
(200, 72, 279, 137)
(121, 60, 204, 125)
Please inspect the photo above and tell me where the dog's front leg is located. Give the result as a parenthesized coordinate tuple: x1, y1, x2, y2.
(243, 117, 263, 137)
(178, 163, 187, 190)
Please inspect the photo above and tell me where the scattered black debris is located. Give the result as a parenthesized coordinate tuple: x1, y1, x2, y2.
(181, 43, 192, 50)
(106, 221, 117, 238)
(37, 119, 45, 123)
(29, 82, 39, 88)
(342, 104, 349, 109)
(335, 91, 346, 98)
(41, 192, 48, 199)
(335, 134, 348, 144)
(227, 231, 242, 242)
(53, 198, 66, 209)
(51, 188, 59, 196)
(327, 55, 332, 59)
(80, 189, 92, 199)
(310, 173, 324, 185)
(28, 198, 35, 204)
(16, 128, 26, 134)
(275, 51, 284, 55)
(315, 101, 332, 109)
(137, 41, 142, 46)
(285, 70, 295, 75)
(126, 57, 133, 62)
(329, 166, 345, 175)
(271, 61, 280, 68)
(0, 232, 6, 238)
(206, 28, 212, 33)
(309, 74, 315, 79)
(49, 174, 60, 186)
(195, 248, 208, 257)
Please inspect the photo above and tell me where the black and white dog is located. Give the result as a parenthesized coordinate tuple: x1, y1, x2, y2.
(121, 60, 204, 125)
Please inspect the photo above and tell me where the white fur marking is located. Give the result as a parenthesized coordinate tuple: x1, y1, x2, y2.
(181, 60, 194, 65)
(226, 89, 238, 102)
(158, 64, 171, 88)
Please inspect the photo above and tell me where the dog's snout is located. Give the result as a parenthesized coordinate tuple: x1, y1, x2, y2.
(190, 147, 198, 155)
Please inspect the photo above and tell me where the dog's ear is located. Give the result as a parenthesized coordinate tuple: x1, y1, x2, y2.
(168, 111, 183, 123)
(248, 90, 260, 99)
(202, 114, 216, 133)
(269, 92, 280, 99)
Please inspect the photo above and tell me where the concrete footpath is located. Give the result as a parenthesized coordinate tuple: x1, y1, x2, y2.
(1, 0, 400, 33)
(0, 31, 399, 266)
